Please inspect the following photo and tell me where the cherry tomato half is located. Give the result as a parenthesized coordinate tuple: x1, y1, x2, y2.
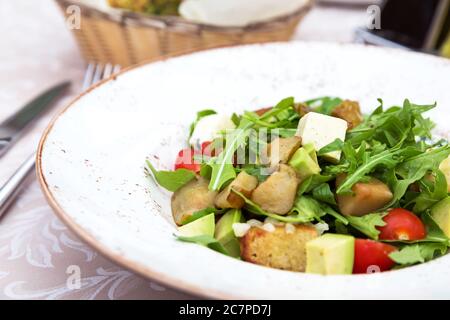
(377, 208, 426, 241)
(353, 239, 397, 274)
(200, 141, 214, 157)
(174, 148, 200, 172)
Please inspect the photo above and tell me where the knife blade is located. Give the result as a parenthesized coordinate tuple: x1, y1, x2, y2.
(0, 81, 71, 158)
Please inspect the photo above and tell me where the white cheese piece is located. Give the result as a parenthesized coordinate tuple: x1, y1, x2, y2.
(232, 223, 251, 237)
(189, 114, 235, 147)
(295, 112, 347, 162)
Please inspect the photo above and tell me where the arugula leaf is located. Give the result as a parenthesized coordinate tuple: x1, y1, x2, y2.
(297, 174, 333, 196)
(208, 119, 253, 190)
(146, 160, 195, 192)
(305, 96, 343, 115)
(259, 97, 295, 120)
(384, 145, 450, 207)
(422, 211, 449, 243)
(239, 165, 269, 183)
(346, 213, 387, 239)
(180, 208, 217, 226)
(234, 189, 319, 223)
(336, 147, 402, 195)
(412, 171, 448, 213)
(318, 139, 344, 156)
(176, 235, 232, 256)
(291, 196, 327, 222)
(312, 183, 337, 205)
(389, 243, 447, 265)
(189, 109, 217, 139)
(347, 99, 436, 148)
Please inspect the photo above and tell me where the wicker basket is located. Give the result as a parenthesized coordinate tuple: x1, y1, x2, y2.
(56, 0, 314, 66)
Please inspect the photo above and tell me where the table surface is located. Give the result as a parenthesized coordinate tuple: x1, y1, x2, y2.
(0, 1, 366, 300)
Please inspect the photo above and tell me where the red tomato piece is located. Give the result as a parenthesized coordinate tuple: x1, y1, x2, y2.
(174, 148, 200, 172)
(378, 208, 426, 241)
(353, 239, 397, 274)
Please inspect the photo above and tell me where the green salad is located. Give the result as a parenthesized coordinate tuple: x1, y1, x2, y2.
(146, 97, 450, 275)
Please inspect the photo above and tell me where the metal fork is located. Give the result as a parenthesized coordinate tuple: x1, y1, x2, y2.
(0, 63, 121, 219)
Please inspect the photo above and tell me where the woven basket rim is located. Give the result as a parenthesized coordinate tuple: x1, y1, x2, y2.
(56, 0, 314, 32)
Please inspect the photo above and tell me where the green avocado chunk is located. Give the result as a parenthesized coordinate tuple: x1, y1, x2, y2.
(288, 146, 321, 180)
(178, 213, 215, 237)
(306, 233, 355, 275)
(431, 196, 450, 237)
(214, 209, 243, 258)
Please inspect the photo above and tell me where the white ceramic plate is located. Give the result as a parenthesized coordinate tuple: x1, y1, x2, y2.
(37, 42, 450, 299)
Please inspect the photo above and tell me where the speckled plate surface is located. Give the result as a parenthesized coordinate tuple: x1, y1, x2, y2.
(37, 42, 450, 299)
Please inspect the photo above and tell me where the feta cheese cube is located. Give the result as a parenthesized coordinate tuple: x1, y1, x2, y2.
(295, 112, 347, 162)
(189, 114, 235, 146)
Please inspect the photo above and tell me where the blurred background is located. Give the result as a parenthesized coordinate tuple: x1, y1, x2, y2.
(0, 0, 449, 300)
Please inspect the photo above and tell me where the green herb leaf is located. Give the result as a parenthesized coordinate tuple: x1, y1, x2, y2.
(412, 171, 448, 213)
(312, 183, 337, 205)
(189, 109, 217, 139)
(305, 96, 343, 115)
(297, 174, 333, 196)
(318, 139, 344, 156)
(346, 213, 387, 240)
(389, 243, 448, 265)
(176, 235, 232, 256)
(208, 119, 253, 191)
(146, 160, 195, 192)
(336, 147, 401, 195)
(180, 208, 217, 226)
(384, 145, 450, 208)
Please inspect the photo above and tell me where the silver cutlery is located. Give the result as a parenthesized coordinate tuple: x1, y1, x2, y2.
(0, 63, 121, 219)
(0, 82, 70, 158)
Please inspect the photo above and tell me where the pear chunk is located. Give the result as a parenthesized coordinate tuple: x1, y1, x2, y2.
(171, 176, 217, 225)
(215, 171, 258, 209)
(251, 164, 299, 215)
(260, 136, 301, 168)
(336, 175, 393, 216)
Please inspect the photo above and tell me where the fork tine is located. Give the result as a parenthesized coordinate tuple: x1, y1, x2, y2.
(82, 62, 95, 91)
(92, 63, 104, 85)
(113, 64, 122, 74)
(103, 63, 113, 79)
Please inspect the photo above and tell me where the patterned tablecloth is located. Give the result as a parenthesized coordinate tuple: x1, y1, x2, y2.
(0, 1, 365, 300)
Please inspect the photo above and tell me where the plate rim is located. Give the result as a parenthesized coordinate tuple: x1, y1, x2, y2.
(36, 41, 450, 299)
(36, 47, 241, 300)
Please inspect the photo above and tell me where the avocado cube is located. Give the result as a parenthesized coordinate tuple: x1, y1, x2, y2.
(431, 197, 450, 237)
(178, 213, 215, 237)
(306, 233, 355, 275)
(288, 147, 321, 181)
(215, 209, 243, 257)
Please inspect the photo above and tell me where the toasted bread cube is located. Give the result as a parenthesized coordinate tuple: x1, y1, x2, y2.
(240, 224, 318, 272)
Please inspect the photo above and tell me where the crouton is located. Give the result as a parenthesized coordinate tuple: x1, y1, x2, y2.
(331, 100, 363, 130)
(171, 176, 217, 225)
(240, 224, 318, 272)
(215, 171, 258, 209)
(251, 164, 299, 215)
